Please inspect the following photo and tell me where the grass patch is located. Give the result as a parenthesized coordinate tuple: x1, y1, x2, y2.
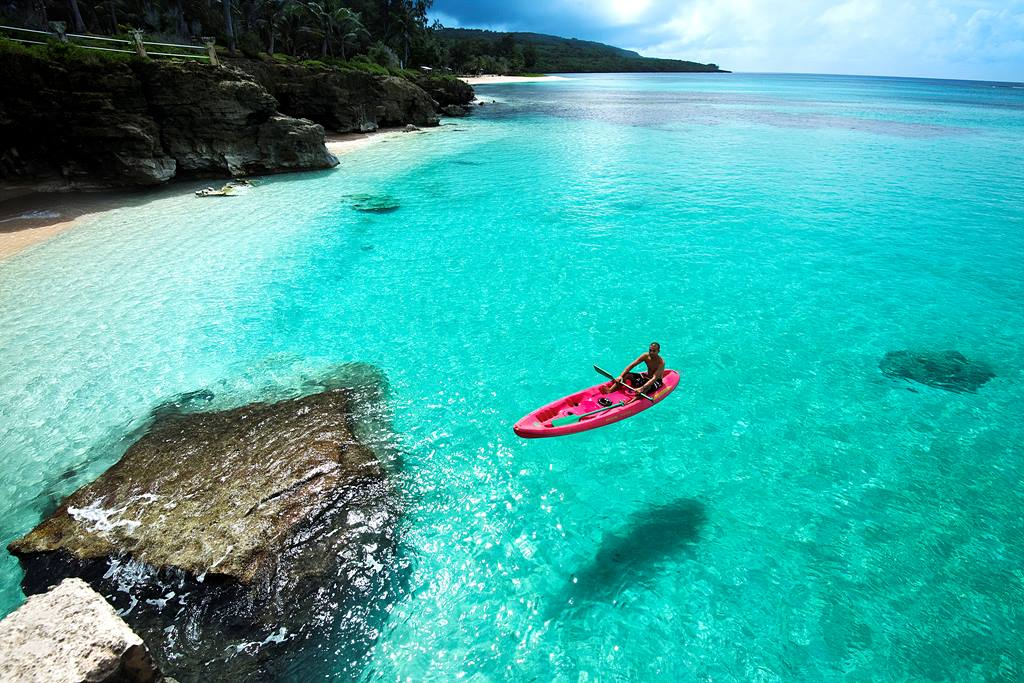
(0, 35, 139, 65)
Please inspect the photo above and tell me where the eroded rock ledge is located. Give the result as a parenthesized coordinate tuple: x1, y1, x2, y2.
(9, 382, 400, 681)
(0, 578, 165, 683)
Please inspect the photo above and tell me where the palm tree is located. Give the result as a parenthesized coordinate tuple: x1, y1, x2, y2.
(254, 0, 294, 55)
(68, 0, 87, 32)
(301, 0, 366, 59)
(221, 0, 236, 55)
(276, 1, 306, 54)
(334, 8, 367, 60)
(299, 0, 330, 57)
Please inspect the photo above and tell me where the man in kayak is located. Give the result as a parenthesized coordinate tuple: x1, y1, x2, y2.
(601, 342, 665, 400)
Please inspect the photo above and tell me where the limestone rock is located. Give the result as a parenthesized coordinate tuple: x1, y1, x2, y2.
(256, 115, 338, 174)
(0, 578, 163, 683)
(139, 62, 337, 177)
(9, 381, 400, 681)
(0, 51, 175, 186)
(414, 75, 475, 107)
(11, 389, 386, 582)
(236, 61, 441, 132)
(376, 76, 440, 128)
(879, 349, 995, 393)
(0, 53, 336, 188)
(441, 104, 471, 117)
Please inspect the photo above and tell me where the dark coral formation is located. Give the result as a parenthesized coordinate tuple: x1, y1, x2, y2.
(347, 193, 401, 213)
(879, 350, 995, 393)
(9, 382, 401, 681)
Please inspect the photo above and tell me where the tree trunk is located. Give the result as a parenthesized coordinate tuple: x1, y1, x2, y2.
(110, 3, 118, 32)
(267, 29, 274, 55)
(321, 36, 327, 58)
(222, 0, 235, 55)
(68, 0, 86, 33)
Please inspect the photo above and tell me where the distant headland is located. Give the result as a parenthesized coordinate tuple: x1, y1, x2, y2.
(435, 28, 728, 74)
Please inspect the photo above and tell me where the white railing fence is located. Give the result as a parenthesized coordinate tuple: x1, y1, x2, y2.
(0, 23, 219, 65)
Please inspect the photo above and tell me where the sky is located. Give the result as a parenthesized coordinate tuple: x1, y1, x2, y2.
(429, 0, 1024, 81)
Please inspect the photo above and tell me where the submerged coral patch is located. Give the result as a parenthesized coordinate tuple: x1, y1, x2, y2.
(347, 193, 401, 213)
(879, 350, 995, 393)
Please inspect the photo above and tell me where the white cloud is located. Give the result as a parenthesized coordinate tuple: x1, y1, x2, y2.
(433, 0, 1024, 80)
(625, 0, 1024, 80)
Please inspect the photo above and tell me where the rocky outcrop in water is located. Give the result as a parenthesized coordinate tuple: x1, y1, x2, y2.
(0, 578, 165, 683)
(234, 61, 441, 132)
(9, 379, 400, 681)
(414, 75, 475, 108)
(0, 51, 337, 188)
(879, 350, 995, 393)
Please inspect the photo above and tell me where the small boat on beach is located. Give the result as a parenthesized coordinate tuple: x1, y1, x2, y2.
(195, 180, 250, 197)
(513, 370, 679, 438)
(195, 185, 236, 197)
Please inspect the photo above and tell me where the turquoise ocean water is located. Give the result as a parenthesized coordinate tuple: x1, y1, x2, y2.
(1, 73, 1023, 679)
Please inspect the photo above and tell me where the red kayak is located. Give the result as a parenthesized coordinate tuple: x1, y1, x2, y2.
(513, 370, 679, 438)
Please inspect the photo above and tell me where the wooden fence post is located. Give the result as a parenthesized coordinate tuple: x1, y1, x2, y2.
(129, 29, 147, 58)
(48, 21, 67, 42)
(202, 37, 219, 66)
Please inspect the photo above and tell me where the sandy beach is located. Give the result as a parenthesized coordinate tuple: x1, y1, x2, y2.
(459, 75, 567, 85)
(325, 129, 410, 155)
(0, 129, 442, 260)
(0, 190, 133, 260)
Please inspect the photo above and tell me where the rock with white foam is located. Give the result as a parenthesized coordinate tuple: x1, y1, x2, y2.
(0, 578, 164, 683)
(8, 367, 400, 681)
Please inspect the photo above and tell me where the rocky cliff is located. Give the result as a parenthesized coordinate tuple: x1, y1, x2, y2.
(234, 61, 442, 132)
(0, 49, 473, 189)
(0, 49, 338, 187)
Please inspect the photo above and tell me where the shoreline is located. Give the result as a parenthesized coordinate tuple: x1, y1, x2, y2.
(325, 129, 409, 155)
(459, 75, 567, 85)
(0, 190, 132, 261)
(0, 127, 438, 261)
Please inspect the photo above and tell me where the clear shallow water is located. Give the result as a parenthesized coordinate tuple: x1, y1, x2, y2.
(1, 73, 1023, 680)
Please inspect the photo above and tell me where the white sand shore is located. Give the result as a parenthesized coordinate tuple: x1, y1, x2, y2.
(1, 128, 436, 260)
(0, 190, 126, 260)
(325, 130, 406, 155)
(460, 75, 567, 85)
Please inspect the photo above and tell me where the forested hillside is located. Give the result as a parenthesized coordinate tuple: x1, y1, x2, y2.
(0, 2, 724, 74)
(436, 28, 726, 74)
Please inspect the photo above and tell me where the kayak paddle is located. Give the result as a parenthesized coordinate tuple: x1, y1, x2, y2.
(593, 365, 654, 402)
(550, 400, 626, 427)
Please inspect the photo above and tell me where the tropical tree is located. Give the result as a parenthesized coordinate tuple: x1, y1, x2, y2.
(252, 0, 294, 55)
(300, 0, 366, 59)
(221, 0, 236, 55)
(68, 0, 87, 32)
(334, 7, 367, 59)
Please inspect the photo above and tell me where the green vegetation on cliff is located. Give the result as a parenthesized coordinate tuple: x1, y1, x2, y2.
(1, 0, 434, 67)
(1, 2, 724, 74)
